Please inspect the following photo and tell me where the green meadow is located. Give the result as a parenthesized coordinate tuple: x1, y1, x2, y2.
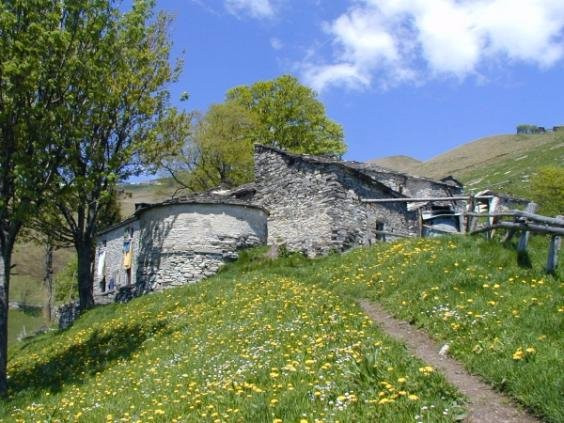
(2, 235, 562, 422)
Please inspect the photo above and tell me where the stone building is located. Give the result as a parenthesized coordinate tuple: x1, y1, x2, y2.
(92, 144, 462, 307)
(93, 198, 268, 304)
(226, 145, 463, 256)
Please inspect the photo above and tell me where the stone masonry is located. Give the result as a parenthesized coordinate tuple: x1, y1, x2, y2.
(93, 200, 268, 304)
(227, 145, 462, 256)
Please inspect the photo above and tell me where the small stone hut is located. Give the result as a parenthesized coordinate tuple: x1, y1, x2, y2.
(226, 145, 463, 256)
(93, 198, 268, 304)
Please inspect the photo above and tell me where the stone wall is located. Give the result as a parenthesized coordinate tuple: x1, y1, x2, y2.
(135, 202, 267, 293)
(94, 219, 140, 304)
(253, 146, 419, 256)
(93, 201, 267, 304)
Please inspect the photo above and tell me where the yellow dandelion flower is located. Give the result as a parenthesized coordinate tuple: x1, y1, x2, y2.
(512, 348, 524, 360)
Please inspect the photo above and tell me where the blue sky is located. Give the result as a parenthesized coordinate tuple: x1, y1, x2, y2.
(156, 0, 564, 162)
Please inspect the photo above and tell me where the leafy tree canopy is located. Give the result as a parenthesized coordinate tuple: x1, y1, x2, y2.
(163, 102, 256, 192)
(226, 74, 346, 156)
(165, 75, 346, 193)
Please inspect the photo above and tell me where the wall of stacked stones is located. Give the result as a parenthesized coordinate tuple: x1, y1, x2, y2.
(135, 203, 267, 293)
(253, 151, 336, 255)
(254, 148, 419, 256)
(94, 220, 140, 304)
(93, 203, 267, 304)
(320, 162, 420, 247)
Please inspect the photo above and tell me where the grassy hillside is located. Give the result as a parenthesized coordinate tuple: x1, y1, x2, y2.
(366, 155, 422, 172)
(460, 138, 564, 197)
(408, 132, 559, 180)
(370, 132, 563, 197)
(118, 178, 178, 216)
(2, 235, 562, 422)
(3, 248, 464, 422)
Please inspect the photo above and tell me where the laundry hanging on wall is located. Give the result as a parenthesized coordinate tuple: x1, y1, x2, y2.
(123, 240, 133, 270)
(97, 251, 106, 279)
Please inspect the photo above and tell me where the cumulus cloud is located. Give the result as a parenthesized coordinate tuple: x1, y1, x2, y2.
(225, 0, 275, 19)
(302, 0, 564, 91)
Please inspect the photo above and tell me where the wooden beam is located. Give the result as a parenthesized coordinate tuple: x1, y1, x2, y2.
(361, 196, 493, 203)
(517, 203, 538, 253)
(465, 212, 564, 227)
(471, 221, 564, 236)
(374, 230, 414, 239)
(546, 216, 562, 274)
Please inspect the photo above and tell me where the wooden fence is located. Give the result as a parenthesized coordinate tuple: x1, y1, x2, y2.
(466, 202, 563, 274)
(361, 196, 563, 274)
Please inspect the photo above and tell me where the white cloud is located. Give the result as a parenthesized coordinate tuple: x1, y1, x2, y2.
(225, 0, 275, 19)
(270, 37, 284, 50)
(303, 63, 370, 91)
(302, 0, 564, 91)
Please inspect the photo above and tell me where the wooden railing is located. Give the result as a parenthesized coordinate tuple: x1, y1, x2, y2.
(361, 196, 562, 274)
(466, 203, 562, 274)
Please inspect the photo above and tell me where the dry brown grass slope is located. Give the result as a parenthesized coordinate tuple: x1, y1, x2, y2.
(366, 155, 422, 172)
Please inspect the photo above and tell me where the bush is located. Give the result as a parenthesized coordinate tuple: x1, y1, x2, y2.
(530, 166, 564, 216)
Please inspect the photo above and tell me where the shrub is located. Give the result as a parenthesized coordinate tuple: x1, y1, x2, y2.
(530, 166, 564, 216)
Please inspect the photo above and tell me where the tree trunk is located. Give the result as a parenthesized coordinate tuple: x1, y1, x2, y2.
(76, 241, 94, 310)
(43, 241, 54, 322)
(0, 245, 12, 395)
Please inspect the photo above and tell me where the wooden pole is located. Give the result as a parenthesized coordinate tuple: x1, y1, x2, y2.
(361, 195, 492, 203)
(465, 212, 564, 227)
(517, 203, 538, 253)
(466, 196, 475, 233)
(470, 222, 564, 236)
(458, 213, 466, 234)
(546, 216, 563, 274)
(418, 209, 424, 237)
(469, 200, 480, 233)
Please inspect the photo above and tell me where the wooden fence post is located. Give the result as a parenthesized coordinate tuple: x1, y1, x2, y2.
(517, 202, 538, 253)
(546, 215, 563, 274)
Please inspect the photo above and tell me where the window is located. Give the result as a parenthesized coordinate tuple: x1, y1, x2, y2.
(100, 277, 106, 293)
(376, 221, 385, 241)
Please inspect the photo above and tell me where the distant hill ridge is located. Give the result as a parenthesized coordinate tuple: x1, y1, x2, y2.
(366, 155, 421, 172)
(368, 132, 563, 196)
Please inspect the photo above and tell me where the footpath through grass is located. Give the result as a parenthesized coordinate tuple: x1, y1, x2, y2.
(2, 261, 462, 422)
(278, 236, 561, 422)
(1, 235, 561, 422)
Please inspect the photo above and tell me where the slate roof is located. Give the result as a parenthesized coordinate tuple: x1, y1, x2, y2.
(254, 144, 456, 195)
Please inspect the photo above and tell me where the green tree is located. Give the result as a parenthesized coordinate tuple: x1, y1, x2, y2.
(530, 167, 564, 216)
(0, 0, 78, 393)
(166, 75, 347, 193)
(43, 0, 188, 312)
(165, 103, 256, 192)
(227, 74, 346, 155)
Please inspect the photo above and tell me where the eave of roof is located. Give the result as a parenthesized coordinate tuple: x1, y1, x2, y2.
(96, 196, 268, 236)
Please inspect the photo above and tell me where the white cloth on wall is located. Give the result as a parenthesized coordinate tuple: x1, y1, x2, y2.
(97, 251, 106, 278)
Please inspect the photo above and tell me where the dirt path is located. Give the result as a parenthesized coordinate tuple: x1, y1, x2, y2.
(359, 300, 540, 423)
